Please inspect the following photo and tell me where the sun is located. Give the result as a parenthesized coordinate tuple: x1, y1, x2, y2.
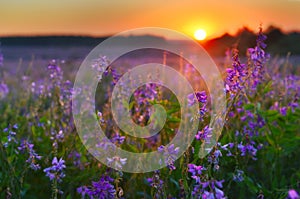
(194, 29, 207, 41)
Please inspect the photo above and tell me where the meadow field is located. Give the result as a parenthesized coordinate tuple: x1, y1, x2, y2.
(0, 30, 299, 199)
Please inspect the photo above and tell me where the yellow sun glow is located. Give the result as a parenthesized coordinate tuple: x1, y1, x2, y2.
(194, 29, 207, 41)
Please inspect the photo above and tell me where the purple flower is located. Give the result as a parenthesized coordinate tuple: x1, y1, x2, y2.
(237, 141, 258, 160)
(18, 140, 42, 171)
(219, 142, 234, 156)
(43, 157, 66, 183)
(207, 148, 222, 165)
(233, 169, 244, 182)
(0, 51, 3, 66)
(247, 27, 269, 90)
(225, 49, 247, 97)
(3, 124, 18, 147)
(188, 91, 207, 107)
(158, 144, 179, 170)
(91, 56, 110, 80)
(107, 156, 127, 170)
(111, 132, 125, 145)
(51, 130, 64, 142)
(288, 189, 300, 199)
(187, 91, 209, 121)
(188, 164, 205, 184)
(68, 151, 82, 169)
(0, 82, 9, 99)
(146, 171, 164, 197)
(97, 111, 105, 123)
(191, 178, 225, 199)
(47, 60, 63, 87)
(195, 125, 212, 141)
(77, 175, 115, 199)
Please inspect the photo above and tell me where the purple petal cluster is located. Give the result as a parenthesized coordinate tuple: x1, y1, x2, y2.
(47, 60, 63, 87)
(195, 125, 212, 141)
(43, 157, 66, 183)
(288, 189, 300, 199)
(107, 156, 127, 170)
(188, 164, 205, 184)
(188, 91, 208, 122)
(68, 150, 82, 169)
(188, 91, 207, 106)
(237, 141, 260, 160)
(233, 169, 244, 182)
(225, 49, 247, 97)
(111, 132, 125, 145)
(18, 140, 42, 170)
(146, 171, 165, 198)
(247, 27, 269, 90)
(77, 175, 116, 199)
(158, 144, 179, 171)
(0, 82, 9, 99)
(190, 177, 225, 199)
(0, 51, 3, 66)
(3, 124, 18, 147)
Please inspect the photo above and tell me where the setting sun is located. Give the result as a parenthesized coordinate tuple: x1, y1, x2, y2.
(194, 29, 207, 41)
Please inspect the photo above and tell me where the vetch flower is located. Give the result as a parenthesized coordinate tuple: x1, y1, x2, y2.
(3, 124, 18, 147)
(225, 48, 247, 97)
(188, 91, 207, 107)
(18, 140, 42, 171)
(0, 51, 3, 66)
(288, 189, 300, 199)
(247, 27, 269, 90)
(158, 144, 179, 170)
(188, 164, 205, 184)
(43, 157, 66, 183)
(0, 82, 9, 99)
(77, 175, 116, 199)
(233, 169, 244, 182)
(107, 156, 127, 170)
(111, 132, 125, 145)
(195, 125, 212, 141)
(146, 171, 165, 198)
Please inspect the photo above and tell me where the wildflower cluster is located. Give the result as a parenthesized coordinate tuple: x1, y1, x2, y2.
(0, 26, 299, 199)
(188, 164, 225, 198)
(77, 175, 116, 199)
(43, 157, 66, 183)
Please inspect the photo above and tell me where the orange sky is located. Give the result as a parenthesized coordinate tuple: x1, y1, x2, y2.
(1, 0, 300, 39)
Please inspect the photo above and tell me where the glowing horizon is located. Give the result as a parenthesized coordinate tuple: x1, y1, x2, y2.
(0, 0, 300, 39)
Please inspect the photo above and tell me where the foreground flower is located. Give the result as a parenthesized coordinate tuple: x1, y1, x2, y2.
(43, 157, 66, 183)
(195, 125, 212, 141)
(188, 91, 207, 106)
(188, 164, 205, 183)
(288, 189, 300, 199)
(77, 175, 116, 199)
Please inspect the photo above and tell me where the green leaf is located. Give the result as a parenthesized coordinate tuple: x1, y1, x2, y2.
(263, 81, 273, 94)
(169, 178, 180, 189)
(244, 103, 255, 111)
(167, 117, 181, 123)
(66, 194, 72, 199)
(266, 110, 279, 117)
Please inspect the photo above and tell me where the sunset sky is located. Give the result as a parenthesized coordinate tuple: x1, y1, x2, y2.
(1, 0, 300, 39)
